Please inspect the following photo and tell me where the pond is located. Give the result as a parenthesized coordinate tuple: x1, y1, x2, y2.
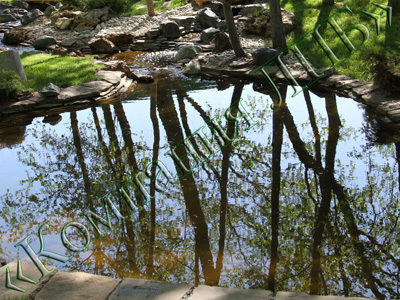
(0, 67, 399, 299)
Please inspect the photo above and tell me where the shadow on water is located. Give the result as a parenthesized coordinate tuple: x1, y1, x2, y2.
(0, 69, 400, 299)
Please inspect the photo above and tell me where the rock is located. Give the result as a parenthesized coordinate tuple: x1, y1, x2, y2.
(196, 7, 220, 28)
(0, 258, 6, 266)
(71, 7, 110, 31)
(169, 16, 196, 27)
(34, 272, 120, 300)
(145, 27, 160, 39)
(59, 37, 78, 47)
(12, 0, 30, 10)
(40, 83, 61, 97)
(33, 36, 57, 50)
(183, 60, 201, 75)
(21, 8, 42, 25)
(244, 8, 296, 37)
(175, 44, 200, 62)
(252, 47, 280, 65)
(238, 4, 266, 17)
(0, 50, 26, 80)
(190, 285, 273, 300)
(0, 13, 17, 22)
(200, 27, 219, 43)
(160, 20, 180, 39)
(54, 17, 73, 30)
(213, 32, 232, 52)
(203, 1, 224, 19)
(89, 37, 119, 54)
(1, 28, 27, 45)
(58, 81, 113, 102)
(44, 5, 57, 17)
(96, 70, 124, 85)
(105, 33, 134, 46)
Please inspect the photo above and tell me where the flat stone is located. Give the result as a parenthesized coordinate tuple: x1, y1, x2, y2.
(353, 83, 380, 96)
(0, 260, 57, 298)
(229, 60, 251, 69)
(35, 272, 120, 300)
(96, 70, 124, 85)
(387, 109, 400, 122)
(190, 285, 273, 300)
(361, 90, 389, 107)
(276, 291, 373, 300)
(58, 81, 113, 102)
(108, 278, 191, 300)
(376, 100, 400, 115)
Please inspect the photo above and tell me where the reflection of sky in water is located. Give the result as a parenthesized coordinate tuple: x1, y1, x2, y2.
(0, 81, 397, 297)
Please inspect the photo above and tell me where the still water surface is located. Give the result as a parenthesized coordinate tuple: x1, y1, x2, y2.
(0, 70, 399, 298)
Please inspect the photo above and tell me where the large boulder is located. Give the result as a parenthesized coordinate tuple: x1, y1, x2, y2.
(243, 8, 296, 37)
(174, 44, 201, 62)
(213, 32, 232, 53)
(0, 50, 27, 80)
(200, 27, 219, 43)
(105, 33, 134, 46)
(252, 47, 280, 65)
(1, 28, 27, 45)
(33, 36, 57, 50)
(160, 20, 180, 39)
(21, 8, 43, 25)
(44, 5, 57, 18)
(89, 37, 119, 54)
(54, 17, 73, 30)
(0, 13, 17, 22)
(196, 7, 220, 28)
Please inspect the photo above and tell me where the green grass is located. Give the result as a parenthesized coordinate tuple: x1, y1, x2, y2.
(280, 0, 400, 81)
(123, 0, 188, 16)
(20, 52, 104, 91)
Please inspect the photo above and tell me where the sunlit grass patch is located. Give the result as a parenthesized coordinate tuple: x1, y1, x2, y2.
(20, 52, 104, 91)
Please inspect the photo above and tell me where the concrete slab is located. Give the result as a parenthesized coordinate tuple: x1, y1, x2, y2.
(0, 260, 57, 298)
(276, 291, 374, 300)
(34, 271, 120, 300)
(108, 278, 192, 300)
(189, 285, 273, 300)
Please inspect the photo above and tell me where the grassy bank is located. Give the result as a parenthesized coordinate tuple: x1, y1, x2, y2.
(20, 52, 104, 90)
(281, 0, 400, 82)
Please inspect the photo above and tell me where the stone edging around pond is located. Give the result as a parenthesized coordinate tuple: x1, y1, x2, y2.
(0, 70, 135, 117)
(195, 54, 400, 129)
(0, 260, 374, 300)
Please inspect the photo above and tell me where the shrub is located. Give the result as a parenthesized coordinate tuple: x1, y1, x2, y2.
(0, 70, 25, 103)
(363, 50, 400, 92)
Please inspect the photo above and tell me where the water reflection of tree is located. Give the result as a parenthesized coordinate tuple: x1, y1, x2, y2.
(1, 72, 399, 298)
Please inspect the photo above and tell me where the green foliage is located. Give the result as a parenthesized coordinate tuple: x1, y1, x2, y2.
(20, 52, 104, 91)
(0, 70, 25, 103)
(363, 50, 400, 91)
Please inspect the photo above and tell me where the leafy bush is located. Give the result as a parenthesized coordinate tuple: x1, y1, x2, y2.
(364, 50, 400, 92)
(0, 70, 25, 103)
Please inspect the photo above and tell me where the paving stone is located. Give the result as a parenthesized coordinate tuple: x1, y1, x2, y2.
(190, 285, 273, 300)
(0, 260, 57, 298)
(352, 83, 380, 96)
(35, 271, 120, 300)
(108, 278, 191, 300)
(96, 70, 124, 85)
(276, 291, 373, 300)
